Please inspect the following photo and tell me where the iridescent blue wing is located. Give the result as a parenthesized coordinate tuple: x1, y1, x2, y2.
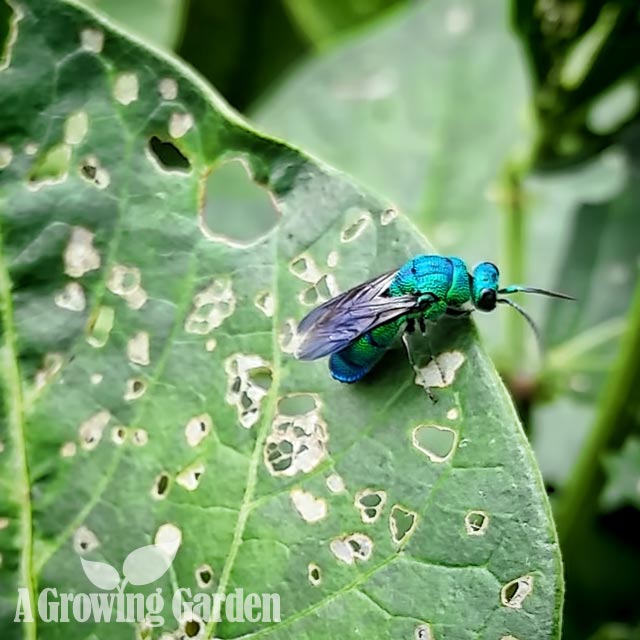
(295, 268, 420, 360)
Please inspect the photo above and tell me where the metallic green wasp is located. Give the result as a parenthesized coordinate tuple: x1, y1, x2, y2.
(295, 255, 573, 383)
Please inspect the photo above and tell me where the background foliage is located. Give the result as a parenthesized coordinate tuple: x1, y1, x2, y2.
(1, 0, 639, 639)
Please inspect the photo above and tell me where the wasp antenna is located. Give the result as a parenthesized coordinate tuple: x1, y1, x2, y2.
(497, 298, 543, 352)
(498, 285, 575, 301)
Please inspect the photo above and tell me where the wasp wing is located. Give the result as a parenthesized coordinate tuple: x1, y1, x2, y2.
(295, 268, 420, 360)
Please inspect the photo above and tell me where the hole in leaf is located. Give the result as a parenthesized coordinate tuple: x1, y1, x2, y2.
(465, 510, 489, 535)
(412, 424, 457, 462)
(308, 563, 321, 586)
(148, 136, 190, 172)
(248, 366, 272, 391)
(389, 505, 417, 544)
(184, 619, 200, 637)
(277, 394, 317, 416)
(199, 159, 279, 246)
(86, 306, 114, 348)
(28, 143, 71, 186)
(501, 575, 533, 609)
(152, 472, 170, 499)
(196, 565, 213, 587)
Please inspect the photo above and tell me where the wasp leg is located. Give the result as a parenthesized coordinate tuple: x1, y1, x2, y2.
(446, 306, 472, 318)
(402, 332, 438, 403)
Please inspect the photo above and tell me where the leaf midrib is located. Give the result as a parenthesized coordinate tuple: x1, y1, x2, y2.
(0, 218, 37, 640)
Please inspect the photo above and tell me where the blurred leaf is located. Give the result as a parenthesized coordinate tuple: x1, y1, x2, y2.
(0, 1, 563, 639)
(254, 0, 528, 268)
(282, 0, 403, 48)
(530, 131, 640, 487)
(81, 0, 187, 50)
(177, 0, 309, 111)
(512, 0, 640, 168)
(602, 436, 640, 511)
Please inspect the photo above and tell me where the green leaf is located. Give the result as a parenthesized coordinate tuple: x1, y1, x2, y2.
(281, 0, 403, 48)
(254, 0, 527, 268)
(81, 0, 187, 50)
(602, 437, 640, 512)
(0, 1, 562, 639)
(512, 0, 640, 168)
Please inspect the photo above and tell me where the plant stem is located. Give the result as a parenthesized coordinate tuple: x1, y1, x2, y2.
(555, 277, 640, 547)
(502, 161, 526, 366)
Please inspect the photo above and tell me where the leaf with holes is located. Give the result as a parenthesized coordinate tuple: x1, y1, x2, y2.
(0, 1, 562, 639)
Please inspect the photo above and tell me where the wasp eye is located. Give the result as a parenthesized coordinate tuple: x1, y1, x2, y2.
(477, 288, 497, 312)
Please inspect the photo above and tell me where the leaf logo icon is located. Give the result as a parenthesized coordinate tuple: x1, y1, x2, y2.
(122, 544, 173, 586)
(80, 558, 121, 590)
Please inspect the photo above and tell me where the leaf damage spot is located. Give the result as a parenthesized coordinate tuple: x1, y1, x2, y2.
(158, 77, 178, 100)
(254, 291, 274, 318)
(73, 525, 100, 554)
(64, 227, 100, 278)
(185, 414, 212, 447)
(326, 473, 345, 494)
(60, 441, 77, 458)
(24, 142, 38, 156)
(111, 426, 127, 445)
(330, 533, 373, 565)
(64, 111, 88, 145)
(198, 158, 280, 247)
(225, 354, 272, 429)
(151, 472, 170, 500)
(264, 397, 328, 476)
(415, 623, 434, 640)
(205, 338, 217, 352)
(114, 71, 139, 105)
(389, 505, 418, 545)
(195, 564, 214, 588)
(86, 306, 114, 348)
(299, 273, 339, 307)
(28, 143, 71, 189)
(290, 488, 327, 523)
(465, 510, 489, 536)
(90, 373, 103, 385)
(176, 462, 205, 491)
(124, 378, 147, 402)
(80, 155, 110, 189)
(412, 424, 458, 463)
(289, 253, 339, 306)
(0, 518, 8, 530)
(340, 209, 372, 243)
(147, 136, 191, 173)
(307, 563, 321, 586)
(289, 254, 322, 283)
(355, 489, 387, 524)
(107, 264, 148, 310)
(34, 353, 63, 390)
(0, 144, 13, 169)
(327, 250, 339, 268)
(501, 575, 534, 609)
(446, 407, 459, 421)
(380, 208, 398, 225)
(414, 351, 465, 388)
(132, 428, 149, 447)
(127, 331, 150, 366)
(80, 27, 104, 53)
(169, 112, 194, 139)
(278, 318, 301, 354)
(54, 282, 86, 312)
(79, 410, 110, 451)
(154, 523, 182, 557)
(185, 278, 236, 335)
